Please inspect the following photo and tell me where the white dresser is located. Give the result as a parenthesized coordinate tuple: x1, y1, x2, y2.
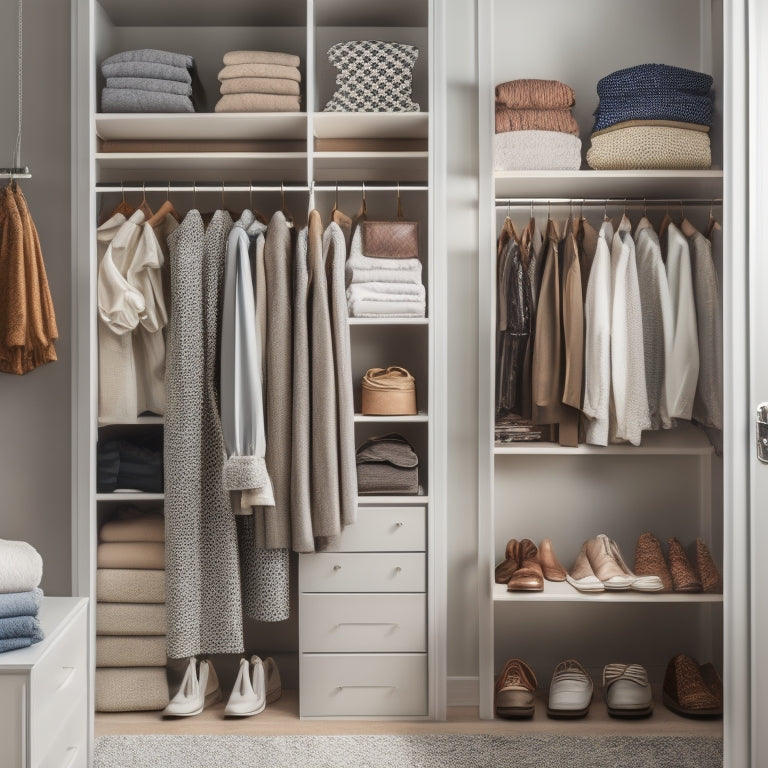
(0, 597, 88, 768)
(299, 504, 428, 718)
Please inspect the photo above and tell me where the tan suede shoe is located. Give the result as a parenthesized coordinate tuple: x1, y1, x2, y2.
(539, 538, 567, 582)
(586, 534, 633, 590)
(566, 541, 604, 592)
(494, 538, 520, 584)
(506, 539, 544, 591)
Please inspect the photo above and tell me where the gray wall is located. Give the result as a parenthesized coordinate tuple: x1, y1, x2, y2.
(0, 0, 72, 595)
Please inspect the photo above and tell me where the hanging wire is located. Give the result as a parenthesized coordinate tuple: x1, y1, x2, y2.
(14, 0, 22, 169)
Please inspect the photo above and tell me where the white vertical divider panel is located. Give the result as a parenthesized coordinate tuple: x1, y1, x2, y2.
(306, 0, 315, 183)
(475, 0, 496, 722)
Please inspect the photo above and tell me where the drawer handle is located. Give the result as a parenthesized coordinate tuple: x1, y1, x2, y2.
(336, 685, 397, 691)
(394, 566, 402, 573)
(335, 622, 399, 628)
(57, 666, 77, 691)
(333, 565, 342, 571)
(62, 746, 80, 768)
(395, 522, 405, 527)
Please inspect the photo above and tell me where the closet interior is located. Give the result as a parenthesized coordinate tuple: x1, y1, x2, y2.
(75, 0, 446, 728)
(477, 0, 726, 743)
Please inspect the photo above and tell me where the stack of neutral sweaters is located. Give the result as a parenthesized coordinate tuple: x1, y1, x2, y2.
(216, 51, 302, 113)
(101, 49, 197, 113)
(95, 509, 169, 712)
(587, 63, 714, 170)
(494, 79, 582, 171)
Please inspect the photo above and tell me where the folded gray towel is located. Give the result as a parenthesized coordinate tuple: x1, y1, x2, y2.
(0, 637, 34, 652)
(220, 77, 301, 96)
(102, 49, 193, 70)
(0, 588, 42, 619)
(106, 77, 193, 97)
(101, 89, 194, 114)
(0, 614, 43, 642)
(223, 50, 300, 68)
(218, 63, 301, 82)
(102, 61, 192, 84)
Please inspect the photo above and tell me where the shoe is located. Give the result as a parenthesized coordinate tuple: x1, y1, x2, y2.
(586, 534, 633, 590)
(603, 663, 653, 717)
(695, 539, 722, 593)
(547, 659, 593, 718)
(225, 655, 267, 717)
(668, 538, 702, 592)
(264, 656, 282, 704)
(634, 532, 673, 592)
(506, 539, 544, 591)
(539, 539, 567, 582)
(566, 541, 604, 592)
(699, 662, 723, 704)
(494, 538, 520, 584)
(609, 538, 663, 591)
(663, 654, 722, 717)
(494, 658, 537, 718)
(163, 658, 222, 717)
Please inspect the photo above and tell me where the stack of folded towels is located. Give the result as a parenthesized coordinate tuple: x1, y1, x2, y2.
(216, 51, 302, 113)
(587, 63, 714, 170)
(345, 227, 426, 318)
(0, 540, 44, 653)
(101, 49, 197, 113)
(494, 79, 582, 171)
(95, 508, 169, 712)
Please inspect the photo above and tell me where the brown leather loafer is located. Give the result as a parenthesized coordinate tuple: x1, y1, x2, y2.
(539, 538, 567, 582)
(494, 538, 520, 584)
(494, 658, 537, 718)
(507, 538, 544, 591)
(634, 532, 673, 592)
(668, 538, 702, 593)
(663, 654, 722, 717)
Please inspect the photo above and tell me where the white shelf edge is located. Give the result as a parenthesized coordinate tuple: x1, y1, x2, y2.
(354, 412, 428, 422)
(357, 494, 428, 504)
(96, 493, 165, 501)
(492, 582, 724, 604)
(348, 318, 429, 325)
(315, 151, 428, 159)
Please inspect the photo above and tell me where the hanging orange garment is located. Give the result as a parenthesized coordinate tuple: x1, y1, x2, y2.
(0, 183, 58, 374)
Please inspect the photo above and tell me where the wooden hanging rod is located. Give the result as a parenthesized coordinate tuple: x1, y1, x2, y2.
(495, 197, 723, 207)
(96, 183, 430, 193)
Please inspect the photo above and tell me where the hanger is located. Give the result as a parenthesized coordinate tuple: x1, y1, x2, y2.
(679, 199, 698, 237)
(307, 180, 315, 220)
(281, 182, 294, 228)
(602, 199, 609, 222)
(659, 201, 673, 239)
(705, 199, 718, 238)
(248, 182, 268, 225)
(396, 182, 405, 219)
(137, 182, 154, 220)
(147, 182, 181, 227)
(105, 181, 135, 221)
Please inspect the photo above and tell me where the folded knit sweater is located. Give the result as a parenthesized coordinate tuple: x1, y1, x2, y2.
(596, 63, 713, 98)
(495, 78, 575, 109)
(592, 93, 713, 132)
(495, 107, 580, 136)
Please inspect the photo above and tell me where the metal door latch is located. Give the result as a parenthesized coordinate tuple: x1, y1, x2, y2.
(758, 404, 768, 463)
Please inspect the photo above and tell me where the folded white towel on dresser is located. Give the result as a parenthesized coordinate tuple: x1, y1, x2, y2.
(0, 540, 43, 594)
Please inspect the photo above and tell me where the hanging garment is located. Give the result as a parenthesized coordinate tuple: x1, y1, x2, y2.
(560, 219, 584, 441)
(519, 217, 543, 419)
(577, 217, 599, 301)
(610, 215, 650, 445)
(165, 209, 245, 658)
(260, 212, 294, 551)
(683, 219, 723, 429)
(635, 217, 674, 430)
(220, 210, 274, 504)
(0, 183, 58, 375)
(662, 222, 700, 421)
(324, 220, 358, 529)
(307, 210, 342, 547)
(583, 221, 613, 446)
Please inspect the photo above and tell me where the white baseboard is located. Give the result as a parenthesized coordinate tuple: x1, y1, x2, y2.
(447, 676, 479, 706)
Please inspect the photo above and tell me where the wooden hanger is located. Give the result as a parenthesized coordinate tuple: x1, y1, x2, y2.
(281, 182, 294, 229)
(147, 183, 181, 227)
(101, 181, 134, 224)
(705, 200, 719, 239)
(137, 183, 154, 221)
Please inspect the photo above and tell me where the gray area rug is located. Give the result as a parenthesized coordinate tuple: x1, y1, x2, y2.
(95, 734, 723, 768)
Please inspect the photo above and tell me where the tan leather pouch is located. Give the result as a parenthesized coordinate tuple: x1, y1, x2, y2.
(361, 220, 419, 259)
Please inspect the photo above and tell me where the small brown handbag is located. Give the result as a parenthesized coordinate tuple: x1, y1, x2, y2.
(361, 366, 417, 416)
(360, 193, 419, 259)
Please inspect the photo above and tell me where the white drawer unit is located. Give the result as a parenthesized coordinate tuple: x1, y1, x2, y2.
(299, 552, 426, 593)
(0, 598, 88, 768)
(325, 506, 426, 552)
(299, 593, 427, 653)
(300, 653, 428, 717)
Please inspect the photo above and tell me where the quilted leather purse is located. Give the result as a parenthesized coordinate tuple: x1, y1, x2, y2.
(361, 366, 417, 415)
(356, 433, 419, 495)
(362, 219, 419, 259)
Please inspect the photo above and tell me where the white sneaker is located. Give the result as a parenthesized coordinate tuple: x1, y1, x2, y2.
(224, 655, 266, 717)
(163, 658, 221, 717)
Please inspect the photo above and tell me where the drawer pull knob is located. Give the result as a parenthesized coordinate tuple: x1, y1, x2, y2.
(396, 522, 405, 527)
(336, 684, 397, 691)
(333, 565, 342, 571)
(57, 666, 77, 691)
(335, 622, 399, 628)
(394, 566, 402, 573)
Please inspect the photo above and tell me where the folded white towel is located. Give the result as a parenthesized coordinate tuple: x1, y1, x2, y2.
(347, 282, 426, 318)
(346, 250, 422, 286)
(494, 130, 582, 171)
(347, 299, 427, 318)
(0, 540, 43, 594)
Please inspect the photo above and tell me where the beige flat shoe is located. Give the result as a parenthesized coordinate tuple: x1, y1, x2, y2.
(586, 534, 633, 590)
(566, 541, 605, 592)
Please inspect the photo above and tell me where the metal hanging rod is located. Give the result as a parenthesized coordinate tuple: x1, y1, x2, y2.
(96, 182, 429, 193)
(495, 197, 723, 207)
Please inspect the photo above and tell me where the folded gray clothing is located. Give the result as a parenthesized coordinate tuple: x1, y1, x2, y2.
(106, 77, 193, 97)
(0, 637, 34, 653)
(101, 89, 194, 114)
(102, 61, 192, 84)
(0, 614, 43, 642)
(0, 588, 43, 619)
(102, 49, 193, 70)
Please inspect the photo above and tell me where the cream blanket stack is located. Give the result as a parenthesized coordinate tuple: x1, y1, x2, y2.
(216, 51, 302, 112)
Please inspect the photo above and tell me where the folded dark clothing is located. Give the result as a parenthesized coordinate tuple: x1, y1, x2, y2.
(102, 61, 192, 84)
(597, 63, 713, 98)
(0, 614, 43, 642)
(0, 588, 42, 619)
(101, 89, 194, 114)
(106, 77, 193, 97)
(592, 93, 712, 132)
(0, 637, 35, 653)
(102, 49, 193, 70)
(97, 438, 164, 493)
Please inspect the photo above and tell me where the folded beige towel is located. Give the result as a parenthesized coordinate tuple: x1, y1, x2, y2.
(223, 50, 300, 68)
(220, 77, 301, 96)
(590, 118, 711, 138)
(97, 635, 167, 667)
(100, 513, 164, 543)
(586, 125, 711, 170)
(95, 668, 169, 712)
(215, 93, 301, 113)
(97, 569, 165, 603)
(219, 63, 301, 82)
(495, 79, 575, 110)
(97, 542, 165, 569)
(97, 602, 167, 635)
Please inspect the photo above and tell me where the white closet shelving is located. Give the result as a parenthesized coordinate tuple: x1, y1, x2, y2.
(73, 0, 446, 742)
(476, 0, 728, 746)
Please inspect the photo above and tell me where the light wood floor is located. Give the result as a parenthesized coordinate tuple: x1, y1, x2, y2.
(96, 690, 723, 738)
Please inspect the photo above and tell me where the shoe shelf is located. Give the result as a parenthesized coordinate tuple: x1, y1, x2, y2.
(312, 113, 429, 140)
(492, 581, 724, 604)
(95, 492, 165, 501)
(354, 412, 429, 423)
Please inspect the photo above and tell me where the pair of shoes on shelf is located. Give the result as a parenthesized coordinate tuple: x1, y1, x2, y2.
(566, 534, 663, 592)
(495, 538, 567, 592)
(663, 654, 722, 717)
(634, 533, 721, 593)
(163, 656, 282, 718)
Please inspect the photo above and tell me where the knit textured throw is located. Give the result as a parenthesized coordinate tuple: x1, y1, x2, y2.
(592, 93, 713, 132)
(495, 79, 575, 109)
(495, 107, 580, 136)
(597, 63, 713, 98)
